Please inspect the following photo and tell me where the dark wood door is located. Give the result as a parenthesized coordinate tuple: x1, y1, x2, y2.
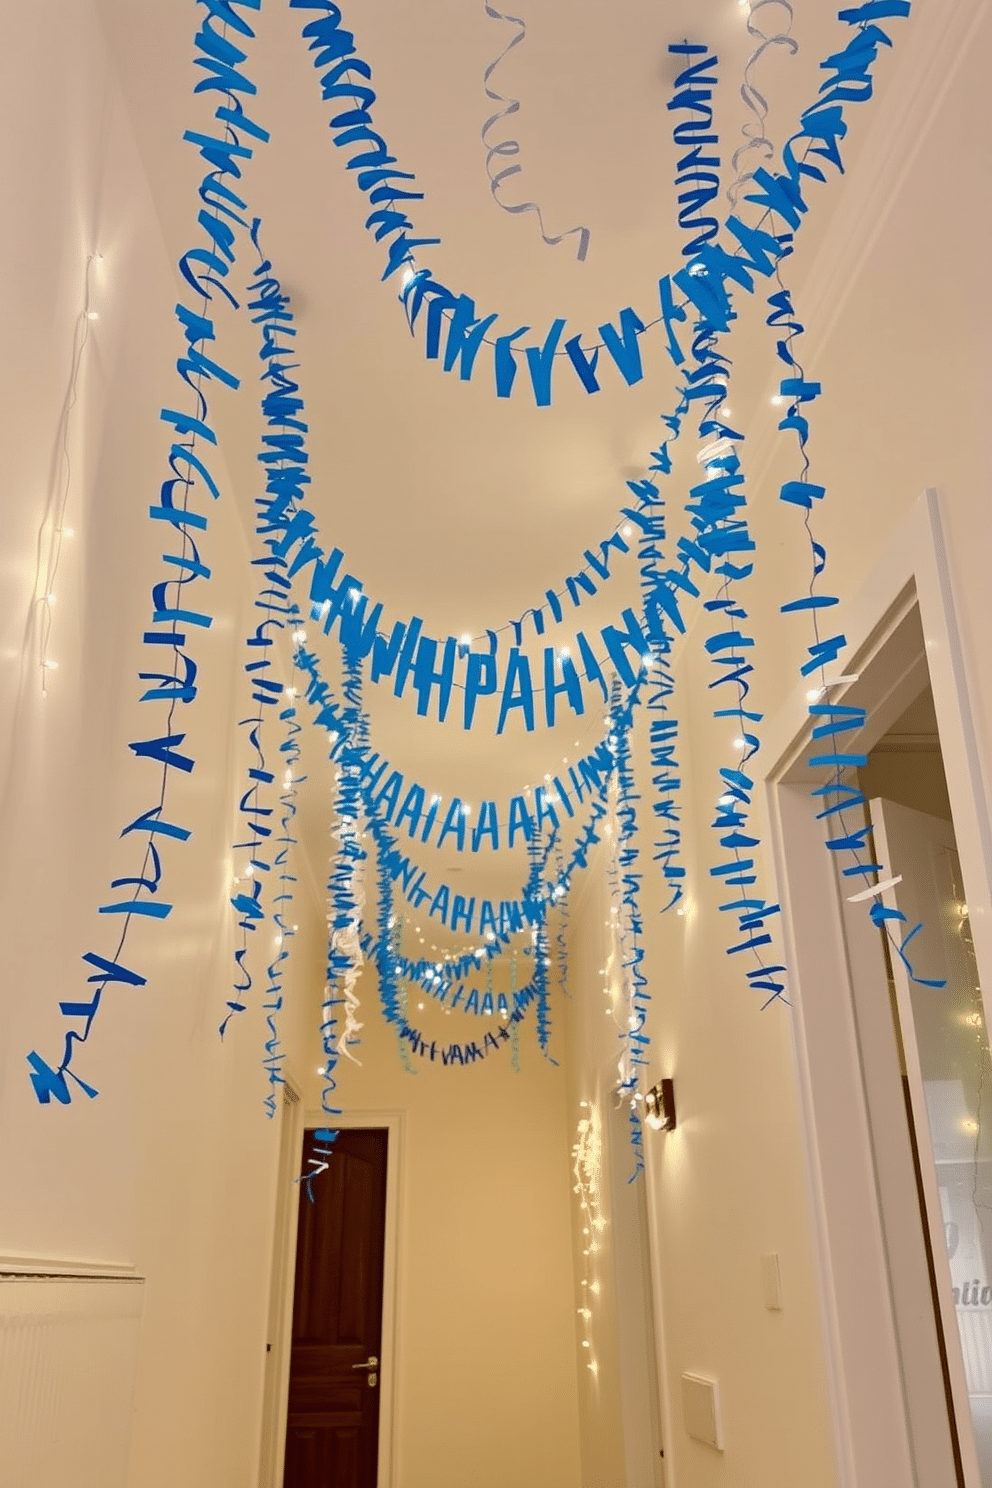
(283, 1128, 388, 1488)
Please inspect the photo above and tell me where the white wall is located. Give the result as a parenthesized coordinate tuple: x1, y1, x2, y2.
(0, 5, 322, 1484)
(559, 7, 992, 1487)
(8, 6, 992, 1488)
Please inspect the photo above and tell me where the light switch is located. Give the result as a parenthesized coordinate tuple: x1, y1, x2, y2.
(761, 1252, 783, 1311)
(681, 1372, 723, 1451)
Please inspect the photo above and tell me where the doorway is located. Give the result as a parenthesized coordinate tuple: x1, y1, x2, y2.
(862, 701, 992, 1485)
(767, 496, 992, 1488)
(282, 1128, 389, 1488)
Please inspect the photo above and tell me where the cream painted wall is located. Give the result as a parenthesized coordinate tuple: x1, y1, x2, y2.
(0, 9, 583, 1488)
(7, 6, 992, 1488)
(563, 843, 654, 1488)
(315, 967, 582, 1488)
(565, 816, 838, 1488)
(558, 7, 992, 1487)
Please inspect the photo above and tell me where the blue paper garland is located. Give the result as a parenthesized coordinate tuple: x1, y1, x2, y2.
(481, 2, 591, 261)
(260, 705, 305, 1113)
(27, 0, 267, 1105)
(27, 0, 922, 1131)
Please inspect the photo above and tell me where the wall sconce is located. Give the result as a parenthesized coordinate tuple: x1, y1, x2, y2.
(645, 1079, 676, 1132)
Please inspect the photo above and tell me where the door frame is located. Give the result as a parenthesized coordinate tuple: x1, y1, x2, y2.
(297, 1106, 404, 1488)
(259, 1075, 305, 1488)
(763, 489, 992, 1486)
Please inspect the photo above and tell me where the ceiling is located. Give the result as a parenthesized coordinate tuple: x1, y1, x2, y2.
(92, 0, 913, 927)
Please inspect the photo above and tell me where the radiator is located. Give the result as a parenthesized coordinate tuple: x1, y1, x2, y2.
(0, 1273, 145, 1488)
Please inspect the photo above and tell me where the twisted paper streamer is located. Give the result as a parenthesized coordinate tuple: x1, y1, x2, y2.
(27, 0, 265, 1104)
(726, 2, 799, 209)
(481, 3, 590, 261)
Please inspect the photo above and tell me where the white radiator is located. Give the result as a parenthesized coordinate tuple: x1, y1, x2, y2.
(0, 1273, 144, 1488)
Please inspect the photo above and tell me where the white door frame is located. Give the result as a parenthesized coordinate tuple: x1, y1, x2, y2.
(763, 489, 992, 1487)
(298, 1106, 405, 1488)
(259, 1076, 305, 1488)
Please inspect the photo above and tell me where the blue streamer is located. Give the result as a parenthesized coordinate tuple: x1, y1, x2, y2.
(28, 0, 266, 1104)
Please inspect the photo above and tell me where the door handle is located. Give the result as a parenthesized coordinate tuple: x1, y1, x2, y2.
(350, 1356, 378, 1370)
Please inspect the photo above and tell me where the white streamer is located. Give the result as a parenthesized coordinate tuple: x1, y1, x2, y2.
(726, 1, 799, 210)
(481, 3, 591, 260)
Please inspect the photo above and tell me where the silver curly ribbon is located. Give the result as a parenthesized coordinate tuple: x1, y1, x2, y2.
(726, 0, 799, 209)
(481, 2, 591, 261)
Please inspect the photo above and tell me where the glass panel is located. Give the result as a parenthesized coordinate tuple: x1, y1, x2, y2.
(874, 796, 992, 1483)
(921, 845, 992, 1485)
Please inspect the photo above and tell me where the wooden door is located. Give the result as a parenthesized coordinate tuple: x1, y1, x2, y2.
(283, 1128, 388, 1488)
